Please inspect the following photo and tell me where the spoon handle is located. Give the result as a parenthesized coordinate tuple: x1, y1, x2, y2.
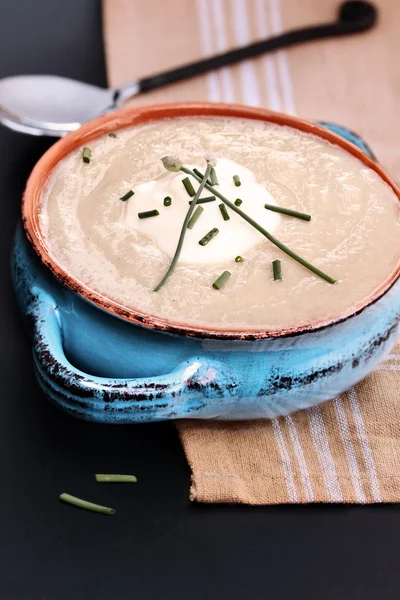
(117, 1, 376, 100)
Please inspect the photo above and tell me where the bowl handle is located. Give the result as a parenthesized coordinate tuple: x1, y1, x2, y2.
(31, 288, 230, 423)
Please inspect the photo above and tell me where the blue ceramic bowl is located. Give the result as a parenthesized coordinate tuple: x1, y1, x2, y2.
(13, 103, 400, 423)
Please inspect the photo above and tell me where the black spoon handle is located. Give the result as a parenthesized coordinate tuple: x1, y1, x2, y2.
(137, 1, 377, 94)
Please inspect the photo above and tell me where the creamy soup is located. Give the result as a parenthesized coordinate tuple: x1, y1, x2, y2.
(40, 117, 400, 331)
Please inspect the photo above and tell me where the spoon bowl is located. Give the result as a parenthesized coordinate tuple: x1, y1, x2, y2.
(0, 75, 117, 136)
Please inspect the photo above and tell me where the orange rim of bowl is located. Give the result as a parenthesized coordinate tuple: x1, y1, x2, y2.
(22, 102, 400, 340)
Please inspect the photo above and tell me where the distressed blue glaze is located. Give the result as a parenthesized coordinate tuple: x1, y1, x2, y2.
(315, 121, 377, 160)
(11, 123, 400, 422)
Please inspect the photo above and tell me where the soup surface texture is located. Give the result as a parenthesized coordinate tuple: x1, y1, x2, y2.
(40, 117, 400, 331)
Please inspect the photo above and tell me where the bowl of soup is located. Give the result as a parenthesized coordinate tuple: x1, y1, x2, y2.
(13, 102, 400, 422)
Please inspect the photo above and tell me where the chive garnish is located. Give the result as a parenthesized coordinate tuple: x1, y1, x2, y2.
(210, 167, 219, 186)
(265, 203, 311, 221)
(182, 177, 196, 197)
(193, 167, 219, 186)
(273, 260, 282, 281)
(154, 162, 213, 292)
(189, 195, 216, 205)
(193, 168, 203, 179)
(164, 196, 172, 206)
(138, 209, 159, 219)
(120, 190, 134, 202)
(193, 168, 212, 185)
(95, 474, 137, 483)
(108, 132, 117, 138)
(235, 255, 244, 263)
(199, 228, 219, 246)
(82, 147, 91, 164)
(213, 271, 231, 290)
(59, 493, 115, 515)
(219, 204, 230, 221)
(233, 175, 241, 187)
(234, 198, 243, 206)
(187, 205, 204, 229)
(185, 167, 336, 284)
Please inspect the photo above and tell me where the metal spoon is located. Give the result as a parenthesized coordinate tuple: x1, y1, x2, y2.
(0, 1, 377, 137)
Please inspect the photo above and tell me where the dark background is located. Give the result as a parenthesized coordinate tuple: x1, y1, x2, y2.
(0, 1, 399, 599)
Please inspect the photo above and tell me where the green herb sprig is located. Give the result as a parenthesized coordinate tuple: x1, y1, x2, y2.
(273, 259, 282, 281)
(154, 159, 213, 291)
(192, 166, 220, 186)
(120, 190, 134, 202)
(210, 167, 219, 186)
(185, 167, 336, 284)
(265, 203, 311, 222)
(182, 177, 196, 197)
(193, 168, 212, 185)
(138, 209, 159, 219)
(187, 205, 204, 229)
(189, 195, 216, 205)
(199, 227, 219, 246)
(82, 147, 91, 164)
(95, 474, 137, 483)
(219, 204, 230, 221)
(213, 271, 231, 290)
(59, 493, 115, 515)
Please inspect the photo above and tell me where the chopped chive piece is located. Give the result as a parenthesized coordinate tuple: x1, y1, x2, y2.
(199, 228, 219, 246)
(189, 195, 216, 205)
(138, 209, 159, 219)
(186, 166, 336, 284)
(264, 203, 311, 221)
(163, 196, 172, 206)
(82, 147, 91, 164)
(219, 204, 230, 221)
(193, 168, 212, 185)
(213, 271, 231, 290)
(235, 255, 244, 263)
(95, 474, 137, 483)
(154, 163, 213, 291)
(233, 175, 241, 187)
(187, 205, 204, 229)
(210, 167, 219, 186)
(108, 132, 117, 138)
(59, 493, 115, 515)
(234, 198, 242, 206)
(182, 177, 196, 197)
(120, 190, 134, 201)
(273, 259, 282, 281)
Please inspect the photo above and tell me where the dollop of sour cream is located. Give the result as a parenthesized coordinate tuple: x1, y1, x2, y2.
(124, 158, 281, 264)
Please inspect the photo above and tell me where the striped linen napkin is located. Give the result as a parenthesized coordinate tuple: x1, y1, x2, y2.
(103, 0, 400, 504)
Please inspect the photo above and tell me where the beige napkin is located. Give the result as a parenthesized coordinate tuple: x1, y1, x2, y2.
(103, 0, 400, 504)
